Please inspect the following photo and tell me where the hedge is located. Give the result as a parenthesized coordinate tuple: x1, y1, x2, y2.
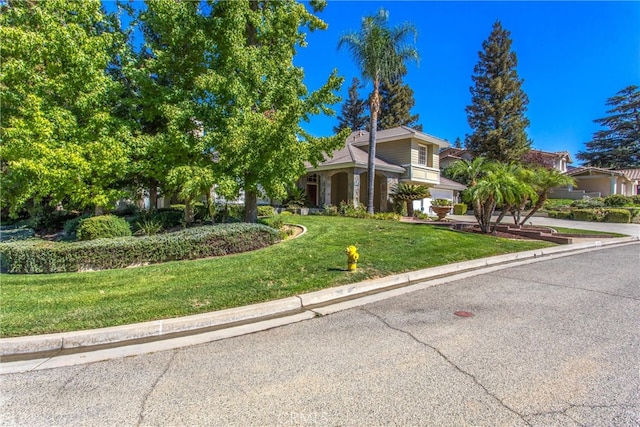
(603, 209, 631, 223)
(547, 211, 573, 220)
(453, 203, 468, 215)
(566, 208, 630, 223)
(0, 224, 279, 274)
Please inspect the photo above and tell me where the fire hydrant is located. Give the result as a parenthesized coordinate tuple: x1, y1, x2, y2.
(345, 245, 359, 271)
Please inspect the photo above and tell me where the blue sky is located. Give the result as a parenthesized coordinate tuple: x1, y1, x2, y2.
(294, 1, 639, 164)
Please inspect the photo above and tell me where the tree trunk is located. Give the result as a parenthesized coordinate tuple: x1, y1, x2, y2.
(94, 206, 104, 216)
(244, 188, 258, 223)
(184, 199, 194, 226)
(149, 184, 158, 211)
(367, 81, 380, 215)
(519, 193, 546, 226)
(406, 200, 414, 217)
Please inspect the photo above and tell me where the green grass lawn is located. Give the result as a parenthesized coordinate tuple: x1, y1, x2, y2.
(551, 226, 626, 237)
(0, 216, 554, 337)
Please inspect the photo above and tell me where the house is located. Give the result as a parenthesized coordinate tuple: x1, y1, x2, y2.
(561, 167, 640, 198)
(300, 126, 462, 212)
(439, 147, 573, 173)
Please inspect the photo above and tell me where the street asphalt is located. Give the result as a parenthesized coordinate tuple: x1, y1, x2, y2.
(1, 241, 638, 426)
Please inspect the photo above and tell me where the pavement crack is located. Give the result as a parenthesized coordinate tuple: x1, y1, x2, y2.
(361, 307, 532, 426)
(57, 363, 90, 396)
(136, 351, 177, 427)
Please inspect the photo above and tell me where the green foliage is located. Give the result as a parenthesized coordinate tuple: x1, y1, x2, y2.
(371, 212, 401, 221)
(76, 215, 132, 241)
(334, 77, 368, 133)
(391, 183, 430, 216)
(1, 0, 131, 215)
(285, 187, 308, 209)
(604, 194, 632, 207)
(465, 21, 531, 162)
(322, 204, 339, 216)
(577, 85, 640, 168)
(257, 206, 276, 217)
(604, 209, 631, 223)
(548, 211, 573, 220)
(543, 199, 574, 210)
(378, 67, 421, 131)
(63, 213, 92, 237)
(431, 198, 452, 207)
(571, 197, 605, 209)
(1, 224, 278, 274)
(572, 209, 604, 222)
(259, 214, 285, 231)
(134, 219, 163, 236)
(453, 203, 468, 215)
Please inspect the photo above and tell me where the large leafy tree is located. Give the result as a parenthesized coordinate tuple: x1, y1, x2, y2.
(465, 21, 531, 163)
(203, 0, 347, 223)
(1, 0, 131, 216)
(338, 9, 418, 214)
(334, 77, 368, 133)
(577, 85, 640, 168)
(378, 67, 421, 131)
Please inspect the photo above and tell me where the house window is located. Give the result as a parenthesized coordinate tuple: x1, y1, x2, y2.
(418, 146, 427, 165)
(307, 174, 318, 183)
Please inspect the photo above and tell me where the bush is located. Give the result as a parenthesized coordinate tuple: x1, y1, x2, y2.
(259, 214, 285, 230)
(153, 208, 184, 229)
(76, 215, 132, 241)
(372, 212, 401, 221)
(603, 209, 631, 223)
(547, 210, 573, 220)
(258, 205, 275, 217)
(322, 204, 339, 216)
(571, 197, 604, 209)
(63, 213, 92, 237)
(632, 195, 640, 206)
(604, 194, 632, 207)
(453, 203, 468, 215)
(0, 224, 279, 274)
(431, 198, 452, 207)
(572, 209, 605, 222)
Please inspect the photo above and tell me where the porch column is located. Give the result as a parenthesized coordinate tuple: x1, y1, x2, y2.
(384, 176, 399, 212)
(349, 172, 360, 207)
(324, 173, 332, 207)
(610, 176, 617, 195)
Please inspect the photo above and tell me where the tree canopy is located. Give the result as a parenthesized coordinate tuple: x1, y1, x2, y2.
(334, 77, 368, 133)
(465, 21, 531, 163)
(378, 68, 421, 131)
(577, 85, 640, 168)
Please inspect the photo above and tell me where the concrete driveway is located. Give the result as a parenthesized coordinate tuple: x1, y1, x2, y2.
(1, 243, 639, 426)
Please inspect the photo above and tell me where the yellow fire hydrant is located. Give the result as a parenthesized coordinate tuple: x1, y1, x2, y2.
(345, 245, 359, 271)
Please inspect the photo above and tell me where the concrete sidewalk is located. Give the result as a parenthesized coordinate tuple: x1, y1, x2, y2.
(2, 234, 638, 372)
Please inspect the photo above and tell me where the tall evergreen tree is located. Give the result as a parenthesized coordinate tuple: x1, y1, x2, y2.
(334, 77, 368, 133)
(378, 68, 421, 131)
(453, 137, 463, 149)
(577, 85, 640, 168)
(465, 21, 531, 163)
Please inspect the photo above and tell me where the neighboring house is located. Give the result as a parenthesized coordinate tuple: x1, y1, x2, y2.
(559, 167, 640, 198)
(300, 126, 460, 212)
(521, 149, 573, 173)
(438, 147, 473, 170)
(439, 147, 573, 173)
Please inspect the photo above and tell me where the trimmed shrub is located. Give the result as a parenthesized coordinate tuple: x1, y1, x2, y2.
(0, 224, 279, 274)
(604, 194, 632, 207)
(547, 211, 573, 220)
(572, 209, 606, 222)
(604, 209, 631, 223)
(258, 205, 276, 217)
(453, 203, 468, 215)
(63, 213, 92, 237)
(76, 215, 132, 241)
(632, 195, 640, 206)
(372, 212, 401, 221)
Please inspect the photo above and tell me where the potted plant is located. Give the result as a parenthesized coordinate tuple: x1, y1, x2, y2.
(430, 198, 453, 220)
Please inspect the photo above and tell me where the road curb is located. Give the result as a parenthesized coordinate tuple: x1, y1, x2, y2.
(2, 236, 637, 362)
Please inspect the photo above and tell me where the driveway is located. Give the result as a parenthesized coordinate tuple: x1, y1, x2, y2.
(1, 243, 639, 426)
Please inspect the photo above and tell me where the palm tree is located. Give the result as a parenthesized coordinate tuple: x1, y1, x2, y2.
(518, 168, 577, 226)
(338, 9, 418, 214)
(391, 183, 431, 217)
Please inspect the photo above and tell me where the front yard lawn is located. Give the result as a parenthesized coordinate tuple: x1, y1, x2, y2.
(0, 216, 553, 337)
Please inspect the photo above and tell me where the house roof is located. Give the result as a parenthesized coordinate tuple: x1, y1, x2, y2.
(438, 147, 469, 162)
(433, 177, 467, 191)
(565, 166, 636, 181)
(522, 149, 573, 165)
(349, 126, 450, 148)
(305, 139, 406, 173)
